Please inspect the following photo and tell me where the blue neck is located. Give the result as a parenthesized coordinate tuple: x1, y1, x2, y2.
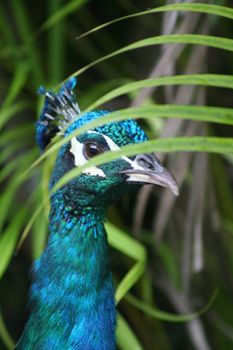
(17, 200, 116, 350)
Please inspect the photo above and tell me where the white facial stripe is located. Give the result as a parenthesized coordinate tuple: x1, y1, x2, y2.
(70, 138, 106, 177)
(87, 130, 146, 171)
(87, 130, 133, 163)
(87, 131, 120, 152)
(101, 134, 120, 151)
(98, 133, 146, 171)
(99, 134, 146, 171)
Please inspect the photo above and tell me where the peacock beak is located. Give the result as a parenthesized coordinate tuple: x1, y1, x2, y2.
(122, 153, 179, 196)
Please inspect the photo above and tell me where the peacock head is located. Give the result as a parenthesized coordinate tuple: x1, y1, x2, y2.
(36, 78, 178, 211)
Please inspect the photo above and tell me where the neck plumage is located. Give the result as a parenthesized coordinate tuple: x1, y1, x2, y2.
(16, 198, 116, 350)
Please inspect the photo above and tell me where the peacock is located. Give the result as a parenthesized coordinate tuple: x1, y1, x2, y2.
(16, 77, 178, 350)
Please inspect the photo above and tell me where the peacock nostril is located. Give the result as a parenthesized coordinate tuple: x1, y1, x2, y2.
(136, 154, 155, 170)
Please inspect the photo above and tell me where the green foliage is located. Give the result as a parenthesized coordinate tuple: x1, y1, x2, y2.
(69, 34, 233, 77)
(0, 1, 233, 349)
(77, 3, 233, 39)
(0, 311, 14, 350)
(52, 136, 233, 193)
(116, 313, 143, 350)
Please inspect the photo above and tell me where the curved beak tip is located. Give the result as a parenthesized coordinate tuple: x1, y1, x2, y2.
(168, 179, 179, 196)
(122, 153, 179, 196)
(149, 169, 179, 196)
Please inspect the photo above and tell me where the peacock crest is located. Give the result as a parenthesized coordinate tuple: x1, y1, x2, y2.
(36, 77, 80, 151)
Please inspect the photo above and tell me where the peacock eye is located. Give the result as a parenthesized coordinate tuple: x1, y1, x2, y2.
(83, 141, 104, 159)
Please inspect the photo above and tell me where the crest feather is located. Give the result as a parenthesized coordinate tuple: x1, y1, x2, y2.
(36, 77, 80, 152)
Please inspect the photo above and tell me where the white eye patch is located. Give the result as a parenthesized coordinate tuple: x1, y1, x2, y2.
(70, 137, 106, 177)
(69, 131, 146, 177)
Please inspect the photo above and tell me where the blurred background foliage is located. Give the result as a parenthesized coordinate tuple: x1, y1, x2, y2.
(0, 0, 233, 349)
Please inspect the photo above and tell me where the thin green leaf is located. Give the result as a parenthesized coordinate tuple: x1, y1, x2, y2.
(0, 101, 31, 130)
(48, 0, 65, 84)
(68, 34, 233, 79)
(106, 223, 146, 261)
(0, 178, 23, 233)
(85, 93, 233, 119)
(31, 157, 52, 259)
(0, 310, 14, 350)
(10, 0, 43, 84)
(0, 124, 33, 147)
(158, 243, 181, 289)
(80, 78, 131, 109)
(39, 0, 89, 33)
(0, 3, 15, 44)
(0, 149, 37, 183)
(211, 155, 233, 223)
(53, 137, 233, 192)
(0, 207, 26, 279)
(0, 156, 36, 233)
(126, 289, 218, 322)
(0, 143, 23, 165)
(77, 3, 233, 40)
(106, 222, 146, 303)
(116, 313, 143, 350)
(116, 262, 144, 304)
(31, 209, 48, 260)
(2, 62, 30, 109)
(21, 103, 233, 179)
(17, 200, 48, 251)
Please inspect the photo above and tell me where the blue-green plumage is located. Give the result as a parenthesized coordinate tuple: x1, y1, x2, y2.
(18, 200, 115, 349)
(16, 78, 178, 349)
